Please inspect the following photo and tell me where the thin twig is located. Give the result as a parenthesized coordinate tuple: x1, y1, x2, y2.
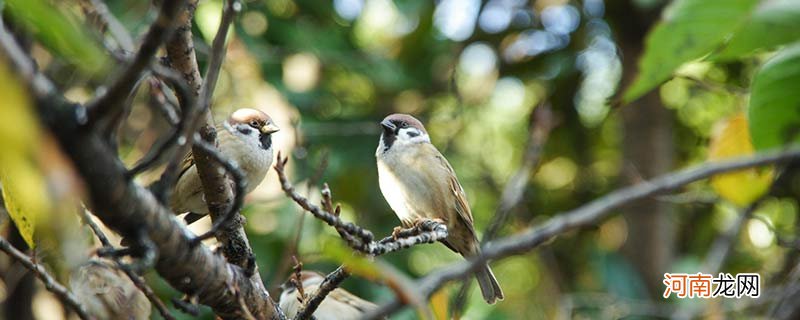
(276, 152, 450, 318)
(87, 0, 184, 123)
(0, 14, 58, 98)
(79, 210, 177, 320)
(671, 197, 766, 320)
(453, 103, 556, 316)
(483, 104, 555, 242)
(293, 267, 351, 320)
(674, 74, 748, 96)
(197, 0, 240, 115)
(271, 152, 330, 292)
(291, 257, 306, 303)
(275, 152, 449, 256)
(0, 237, 91, 320)
(364, 147, 800, 319)
(126, 65, 196, 178)
(78, 0, 135, 52)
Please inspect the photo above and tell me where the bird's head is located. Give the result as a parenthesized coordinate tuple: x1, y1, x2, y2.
(378, 113, 429, 153)
(226, 108, 280, 150)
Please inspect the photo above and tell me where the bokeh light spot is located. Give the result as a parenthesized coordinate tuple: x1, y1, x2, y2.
(282, 53, 320, 93)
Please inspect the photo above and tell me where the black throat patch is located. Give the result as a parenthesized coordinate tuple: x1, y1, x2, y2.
(260, 134, 272, 150)
(381, 132, 396, 153)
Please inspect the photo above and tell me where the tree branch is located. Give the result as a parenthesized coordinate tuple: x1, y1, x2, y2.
(79, 210, 176, 320)
(39, 100, 277, 319)
(293, 267, 350, 320)
(126, 64, 196, 178)
(1, 12, 280, 319)
(190, 136, 249, 249)
(483, 103, 555, 242)
(78, 0, 135, 52)
(165, 0, 201, 95)
(274, 152, 449, 318)
(274, 153, 449, 256)
(364, 147, 800, 319)
(86, 0, 184, 123)
(0, 237, 91, 320)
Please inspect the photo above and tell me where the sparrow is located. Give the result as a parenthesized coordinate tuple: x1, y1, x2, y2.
(375, 113, 504, 304)
(70, 259, 151, 320)
(170, 108, 279, 223)
(279, 271, 379, 320)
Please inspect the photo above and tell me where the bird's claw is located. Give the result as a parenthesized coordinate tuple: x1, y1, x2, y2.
(391, 226, 403, 240)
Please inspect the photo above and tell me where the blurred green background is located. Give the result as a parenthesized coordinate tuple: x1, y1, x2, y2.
(2, 0, 800, 319)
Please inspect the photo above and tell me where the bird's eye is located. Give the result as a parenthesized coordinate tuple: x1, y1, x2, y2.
(401, 122, 408, 128)
(250, 120, 259, 127)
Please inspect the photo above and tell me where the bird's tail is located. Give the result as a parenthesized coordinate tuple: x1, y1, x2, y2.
(475, 263, 504, 304)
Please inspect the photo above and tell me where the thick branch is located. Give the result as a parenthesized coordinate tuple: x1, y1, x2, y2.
(0, 237, 91, 320)
(187, 0, 254, 267)
(165, 0, 201, 95)
(365, 147, 800, 319)
(0, 26, 277, 320)
(190, 136, 249, 249)
(39, 101, 276, 320)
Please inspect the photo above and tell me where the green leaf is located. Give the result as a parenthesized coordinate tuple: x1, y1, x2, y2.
(5, 0, 109, 76)
(748, 43, 800, 150)
(715, 0, 800, 60)
(623, 0, 759, 103)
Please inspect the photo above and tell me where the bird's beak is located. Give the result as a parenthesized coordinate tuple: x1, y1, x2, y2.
(380, 119, 396, 132)
(261, 123, 280, 134)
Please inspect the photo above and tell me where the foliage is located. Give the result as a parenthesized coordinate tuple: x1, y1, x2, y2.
(1, 0, 800, 319)
(0, 56, 46, 248)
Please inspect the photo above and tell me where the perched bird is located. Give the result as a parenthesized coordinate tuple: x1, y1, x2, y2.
(70, 259, 151, 320)
(279, 271, 379, 320)
(170, 108, 279, 222)
(375, 114, 504, 304)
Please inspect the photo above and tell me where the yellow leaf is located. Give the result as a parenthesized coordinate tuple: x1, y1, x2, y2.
(708, 113, 774, 206)
(429, 286, 449, 320)
(0, 55, 50, 248)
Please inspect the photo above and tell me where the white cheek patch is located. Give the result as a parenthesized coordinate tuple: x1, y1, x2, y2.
(226, 121, 261, 144)
(396, 128, 430, 144)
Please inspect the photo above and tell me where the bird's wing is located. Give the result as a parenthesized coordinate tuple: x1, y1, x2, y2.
(423, 144, 475, 229)
(178, 149, 195, 178)
(179, 123, 230, 176)
(329, 288, 378, 313)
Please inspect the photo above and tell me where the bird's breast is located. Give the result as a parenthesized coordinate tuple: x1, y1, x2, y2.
(219, 130, 272, 192)
(377, 151, 443, 225)
(377, 161, 415, 224)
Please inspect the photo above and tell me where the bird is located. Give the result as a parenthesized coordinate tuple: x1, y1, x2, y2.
(170, 108, 279, 223)
(70, 259, 151, 320)
(375, 113, 504, 304)
(279, 271, 379, 320)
